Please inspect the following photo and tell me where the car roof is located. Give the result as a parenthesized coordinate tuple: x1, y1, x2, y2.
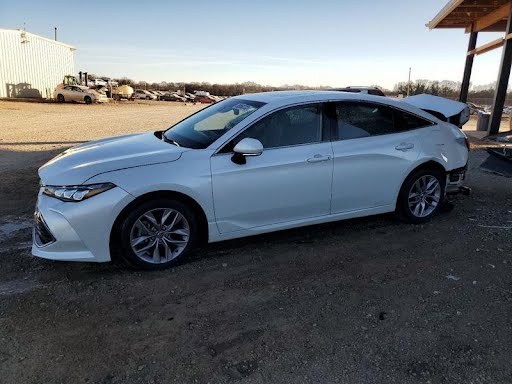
(232, 91, 441, 122)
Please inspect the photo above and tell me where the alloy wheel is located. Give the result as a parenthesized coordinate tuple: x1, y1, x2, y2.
(129, 208, 190, 264)
(408, 175, 441, 218)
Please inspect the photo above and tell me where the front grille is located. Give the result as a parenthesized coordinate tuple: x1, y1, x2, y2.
(33, 210, 55, 247)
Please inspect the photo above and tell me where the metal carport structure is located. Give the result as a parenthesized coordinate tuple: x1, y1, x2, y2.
(427, 0, 512, 135)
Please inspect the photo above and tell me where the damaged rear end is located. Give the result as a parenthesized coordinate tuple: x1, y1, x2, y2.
(403, 94, 471, 195)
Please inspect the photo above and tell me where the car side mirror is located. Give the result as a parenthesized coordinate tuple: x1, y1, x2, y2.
(231, 138, 263, 165)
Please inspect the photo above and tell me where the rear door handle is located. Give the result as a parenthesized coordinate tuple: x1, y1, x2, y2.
(307, 154, 331, 163)
(395, 143, 414, 151)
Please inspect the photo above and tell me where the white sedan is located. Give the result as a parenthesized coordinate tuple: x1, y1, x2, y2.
(54, 85, 109, 104)
(33, 91, 469, 269)
(132, 89, 158, 100)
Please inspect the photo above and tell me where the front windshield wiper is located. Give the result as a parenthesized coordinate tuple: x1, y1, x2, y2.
(162, 135, 181, 147)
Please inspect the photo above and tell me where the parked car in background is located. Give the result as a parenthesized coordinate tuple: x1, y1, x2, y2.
(147, 90, 162, 100)
(405, 94, 470, 128)
(54, 85, 109, 104)
(466, 102, 485, 115)
(94, 79, 108, 87)
(161, 92, 187, 102)
(333, 86, 386, 96)
(34, 91, 469, 269)
(133, 89, 157, 100)
(195, 95, 216, 103)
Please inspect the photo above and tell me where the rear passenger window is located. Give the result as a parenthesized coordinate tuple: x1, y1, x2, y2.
(335, 102, 432, 140)
(335, 103, 395, 139)
(394, 110, 433, 131)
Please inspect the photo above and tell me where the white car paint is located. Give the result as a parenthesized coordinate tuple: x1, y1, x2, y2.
(54, 85, 108, 103)
(132, 89, 157, 100)
(32, 91, 469, 263)
(403, 94, 470, 126)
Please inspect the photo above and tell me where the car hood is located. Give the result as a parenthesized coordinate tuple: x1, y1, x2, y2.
(39, 132, 186, 185)
(402, 94, 470, 126)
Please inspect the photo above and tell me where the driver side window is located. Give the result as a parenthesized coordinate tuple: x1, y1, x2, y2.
(237, 104, 323, 149)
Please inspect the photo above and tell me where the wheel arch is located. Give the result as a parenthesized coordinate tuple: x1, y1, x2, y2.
(109, 190, 209, 260)
(407, 160, 447, 177)
(395, 160, 447, 207)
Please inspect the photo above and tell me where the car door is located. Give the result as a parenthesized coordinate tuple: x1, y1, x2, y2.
(210, 103, 334, 233)
(61, 86, 73, 101)
(329, 101, 433, 214)
(70, 86, 82, 102)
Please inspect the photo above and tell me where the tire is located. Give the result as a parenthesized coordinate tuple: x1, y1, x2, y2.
(146, 96, 150, 100)
(396, 168, 445, 224)
(84, 96, 92, 104)
(57, 94, 65, 103)
(118, 199, 199, 270)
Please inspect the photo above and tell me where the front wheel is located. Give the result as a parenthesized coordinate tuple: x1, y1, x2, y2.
(57, 94, 65, 103)
(118, 199, 199, 269)
(396, 168, 445, 223)
(84, 96, 92, 104)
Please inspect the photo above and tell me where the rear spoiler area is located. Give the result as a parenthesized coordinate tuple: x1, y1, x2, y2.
(402, 94, 470, 128)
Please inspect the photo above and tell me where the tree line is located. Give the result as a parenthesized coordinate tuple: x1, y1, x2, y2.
(88, 73, 503, 100)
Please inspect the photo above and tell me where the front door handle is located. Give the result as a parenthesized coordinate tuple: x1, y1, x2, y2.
(395, 143, 414, 151)
(307, 154, 331, 163)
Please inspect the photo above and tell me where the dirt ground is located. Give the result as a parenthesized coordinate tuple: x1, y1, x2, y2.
(0, 101, 511, 384)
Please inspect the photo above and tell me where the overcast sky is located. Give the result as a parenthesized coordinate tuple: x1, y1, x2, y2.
(0, 0, 505, 88)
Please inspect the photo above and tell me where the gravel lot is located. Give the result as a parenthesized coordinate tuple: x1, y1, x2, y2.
(0, 101, 511, 383)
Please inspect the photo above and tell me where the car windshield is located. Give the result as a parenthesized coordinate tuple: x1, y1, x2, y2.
(163, 98, 265, 149)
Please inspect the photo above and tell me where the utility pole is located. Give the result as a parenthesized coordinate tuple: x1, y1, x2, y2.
(54, 27, 57, 41)
(406, 67, 411, 97)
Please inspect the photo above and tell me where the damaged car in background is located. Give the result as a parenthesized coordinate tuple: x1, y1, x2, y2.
(403, 94, 470, 128)
(53, 85, 109, 104)
(33, 91, 470, 269)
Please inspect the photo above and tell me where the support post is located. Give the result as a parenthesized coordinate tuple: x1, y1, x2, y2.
(489, 3, 512, 135)
(459, 27, 478, 103)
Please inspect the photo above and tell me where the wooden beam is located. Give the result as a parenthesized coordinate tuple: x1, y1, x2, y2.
(465, 2, 511, 33)
(468, 37, 504, 56)
(467, 33, 512, 56)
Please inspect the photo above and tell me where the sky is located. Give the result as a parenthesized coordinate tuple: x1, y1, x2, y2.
(0, 0, 506, 89)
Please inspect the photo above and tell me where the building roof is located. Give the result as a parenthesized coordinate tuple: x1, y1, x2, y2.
(0, 28, 76, 50)
(427, 0, 510, 32)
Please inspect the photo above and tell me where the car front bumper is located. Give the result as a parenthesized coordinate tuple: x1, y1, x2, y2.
(31, 187, 134, 262)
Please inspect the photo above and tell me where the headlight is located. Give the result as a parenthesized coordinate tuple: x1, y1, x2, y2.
(42, 183, 115, 202)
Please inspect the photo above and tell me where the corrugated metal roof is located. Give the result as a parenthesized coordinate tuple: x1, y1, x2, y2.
(0, 28, 75, 50)
(427, 0, 510, 31)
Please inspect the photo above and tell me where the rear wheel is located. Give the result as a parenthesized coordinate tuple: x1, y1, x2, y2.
(118, 199, 199, 270)
(57, 94, 65, 103)
(396, 168, 445, 223)
(84, 96, 92, 104)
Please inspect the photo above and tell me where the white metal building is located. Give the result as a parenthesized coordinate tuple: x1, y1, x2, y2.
(0, 29, 75, 99)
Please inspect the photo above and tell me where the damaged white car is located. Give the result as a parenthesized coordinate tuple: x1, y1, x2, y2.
(54, 85, 109, 104)
(33, 91, 469, 269)
(404, 94, 470, 128)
